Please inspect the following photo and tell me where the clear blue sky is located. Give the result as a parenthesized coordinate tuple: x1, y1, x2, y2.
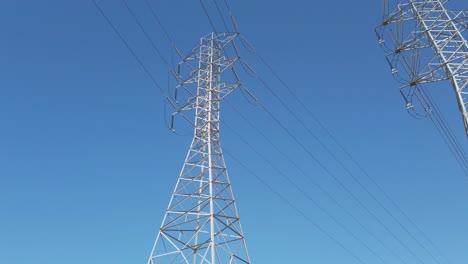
(2, 1, 468, 264)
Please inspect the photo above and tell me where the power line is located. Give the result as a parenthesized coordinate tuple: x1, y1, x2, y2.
(199, 0, 217, 33)
(224, 149, 368, 264)
(421, 84, 468, 177)
(223, 14, 456, 264)
(224, 99, 411, 264)
(107, 2, 391, 260)
(130, 3, 400, 263)
(233, 54, 437, 263)
(258, 53, 458, 263)
(121, 0, 171, 69)
(143, 0, 175, 48)
(223, 119, 393, 264)
(234, 21, 451, 264)
(255, 97, 428, 264)
(89, 0, 169, 100)
(152, 3, 436, 264)
(98, 2, 452, 263)
(212, 0, 230, 32)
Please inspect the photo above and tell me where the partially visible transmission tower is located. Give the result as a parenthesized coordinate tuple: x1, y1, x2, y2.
(147, 32, 251, 264)
(376, 0, 468, 137)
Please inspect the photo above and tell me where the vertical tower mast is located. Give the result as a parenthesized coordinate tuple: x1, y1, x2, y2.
(376, 0, 468, 137)
(148, 32, 250, 264)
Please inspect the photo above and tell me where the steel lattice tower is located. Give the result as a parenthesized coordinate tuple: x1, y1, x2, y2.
(376, 0, 468, 136)
(147, 32, 251, 264)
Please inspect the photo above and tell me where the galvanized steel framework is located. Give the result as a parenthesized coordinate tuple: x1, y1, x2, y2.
(147, 32, 250, 264)
(376, 0, 468, 136)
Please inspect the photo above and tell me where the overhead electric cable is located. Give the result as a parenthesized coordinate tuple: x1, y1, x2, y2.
(224, 100, 410, 264)
(420, 84, 468, 177)
(223, 150, 368, 264)
(121, 0, 171, 69)
(199, 0, 218, 33)
(90, 1, 385, 263)
(223, 120, 392, 264)
(171, 3, 435, 264)
(212, 0, 230, 32)
(429, 105, 468, 175)
(257, 59, 458, 262)
(250, 52, 445, 264)
(143, 0, 175, 48)
(99, 1, 453, 263)
(232, 22, 452, 264)
(89, 0, 169, 100)
(255, 98, 428, 264)
(129, 2, 416, 261)
(250, 68, 439, 264)
(227, 18, 459, 264)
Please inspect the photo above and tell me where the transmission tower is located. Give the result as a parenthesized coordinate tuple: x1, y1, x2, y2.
(376, 0, 468, 136)
(147, 32, 251, 264)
